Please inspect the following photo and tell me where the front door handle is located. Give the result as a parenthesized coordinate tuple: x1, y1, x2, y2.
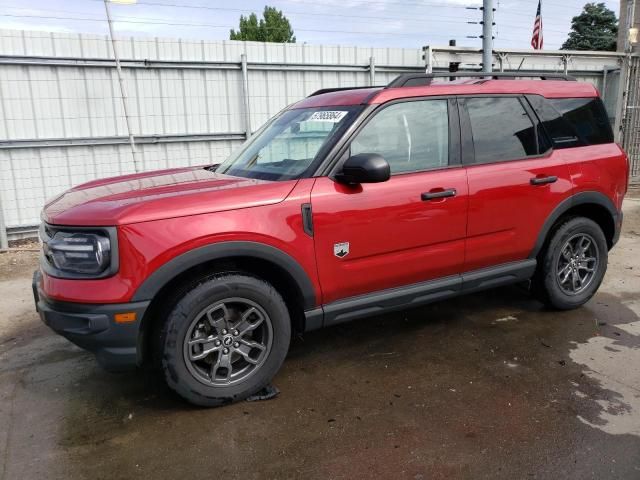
(530, 175, 558, 186)
(421, 188, 457, 201)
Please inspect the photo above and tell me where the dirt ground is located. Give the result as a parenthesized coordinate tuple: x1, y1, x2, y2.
(1, 191, 640, 480)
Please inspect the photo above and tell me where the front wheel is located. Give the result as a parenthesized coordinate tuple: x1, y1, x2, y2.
(534, 217, 608, 310)
(160, 274, 291, 406)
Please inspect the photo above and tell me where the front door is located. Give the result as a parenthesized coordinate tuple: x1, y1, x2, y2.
(310, 98, 468, 305)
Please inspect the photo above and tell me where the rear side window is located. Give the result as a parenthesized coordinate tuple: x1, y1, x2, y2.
(526, 95, 613, 148)
(465, 97, 538, 164)
(549, 98, 613, 146)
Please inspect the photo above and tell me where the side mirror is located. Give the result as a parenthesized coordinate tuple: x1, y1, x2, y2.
(334, 153, 390, 185)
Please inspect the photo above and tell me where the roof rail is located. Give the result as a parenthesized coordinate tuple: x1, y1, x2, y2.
(308, 86, 383, 97)
(387, 71, 576, 88)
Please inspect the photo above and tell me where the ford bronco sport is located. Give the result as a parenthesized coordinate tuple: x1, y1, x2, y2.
(33, 73, 629, 406)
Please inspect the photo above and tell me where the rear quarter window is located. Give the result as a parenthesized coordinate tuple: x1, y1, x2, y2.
(550, 98, 613, 145)
(526, 95, 613, 148)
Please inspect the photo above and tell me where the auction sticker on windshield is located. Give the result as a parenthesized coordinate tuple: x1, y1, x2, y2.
(308, 111, 348, 122)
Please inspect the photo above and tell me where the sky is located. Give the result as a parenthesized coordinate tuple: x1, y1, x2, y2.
(0, 0, 621, 51)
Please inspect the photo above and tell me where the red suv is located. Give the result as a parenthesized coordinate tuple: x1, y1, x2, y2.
(33, 73, 629, 406)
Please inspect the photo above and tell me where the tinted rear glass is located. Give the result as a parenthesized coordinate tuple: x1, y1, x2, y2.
(465, 97, 538, 164)
(527, 95, 613, 148)
(549, 97, 613, 146)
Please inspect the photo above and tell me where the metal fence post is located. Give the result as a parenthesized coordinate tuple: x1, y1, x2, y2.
(497, 53, 507, 72)
(562, 55, 570, 76)
(369, 56, 376, 85)
(614, 56, 629, 143)
(241, 53, 252, 138)
(0, 192, 8, 249)
(425, 46, 433, 73)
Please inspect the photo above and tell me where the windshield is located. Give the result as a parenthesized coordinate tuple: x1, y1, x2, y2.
(216, 106, 361, 180)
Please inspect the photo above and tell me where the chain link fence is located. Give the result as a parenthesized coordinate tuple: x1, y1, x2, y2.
(621, 55, 640, 180)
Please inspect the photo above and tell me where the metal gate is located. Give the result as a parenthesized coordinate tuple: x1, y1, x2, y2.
(622, 55, 640, 180)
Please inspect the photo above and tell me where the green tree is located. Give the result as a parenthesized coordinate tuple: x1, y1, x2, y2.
(230, 6, 296, 43)
(562, 2, 618, 51)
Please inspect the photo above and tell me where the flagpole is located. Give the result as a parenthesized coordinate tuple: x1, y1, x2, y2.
(540, 0, 543, 49)
(531, 0, 543, 50)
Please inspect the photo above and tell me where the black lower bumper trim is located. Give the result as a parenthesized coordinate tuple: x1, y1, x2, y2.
(33, 271, 149, 371)
(612, 211, 623, 247)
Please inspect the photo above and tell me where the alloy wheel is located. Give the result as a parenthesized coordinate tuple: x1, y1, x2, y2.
(183, 298, 273, 386)
(555, 233, 599, 296)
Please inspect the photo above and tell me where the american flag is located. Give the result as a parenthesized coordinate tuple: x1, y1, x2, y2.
(531, 0, 543, 49)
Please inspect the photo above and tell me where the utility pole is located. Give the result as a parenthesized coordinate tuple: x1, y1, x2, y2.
(481, 0, 494, 73)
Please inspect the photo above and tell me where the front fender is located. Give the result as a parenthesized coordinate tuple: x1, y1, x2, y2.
(131, 241, 317, 310)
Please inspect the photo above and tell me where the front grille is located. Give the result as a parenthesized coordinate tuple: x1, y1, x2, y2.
(39, 223, 53, 242)
(39, 223, 56, 269)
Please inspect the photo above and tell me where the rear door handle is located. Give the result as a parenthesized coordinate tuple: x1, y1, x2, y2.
(530, 175, 558, 186)
(421, 188, 457, 201)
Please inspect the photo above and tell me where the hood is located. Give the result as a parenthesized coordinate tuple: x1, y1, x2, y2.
(43, 166, 297, 226)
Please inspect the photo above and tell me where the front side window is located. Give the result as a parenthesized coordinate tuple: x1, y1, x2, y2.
(350, 100, 449, 174)
(217, 106, 360, 180)
(465, 97, 538, 164)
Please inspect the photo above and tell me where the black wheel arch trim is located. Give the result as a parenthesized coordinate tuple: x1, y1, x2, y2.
(131, 241, 317, 310)
(529, 191, 619, 259)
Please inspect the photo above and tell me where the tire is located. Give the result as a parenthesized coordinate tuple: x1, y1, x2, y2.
(160, 274, 291, 407)
(534, 216, 608, 310)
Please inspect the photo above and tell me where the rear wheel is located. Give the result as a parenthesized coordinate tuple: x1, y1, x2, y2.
(160, 274, 291, 406)
(534, 217, 608, 310)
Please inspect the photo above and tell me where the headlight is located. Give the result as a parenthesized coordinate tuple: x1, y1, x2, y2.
(40, 225, 118, 278)
(45, 232, 110, 274)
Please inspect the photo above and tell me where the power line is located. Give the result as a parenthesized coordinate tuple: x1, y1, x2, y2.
(496, 30, 619, 42)
(101, 0, 577, 30)
(0, 14, 473, 38)
(501, 0, 611, 13)
(5, 3, 615, 44)
(115, 0, 475, 24)
(0, 1, 578, 37)
(468, 7, 574, 25)
(151, 0, 482, 10)
(0, 4, 479, 28)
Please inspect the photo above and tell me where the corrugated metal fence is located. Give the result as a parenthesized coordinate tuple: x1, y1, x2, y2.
(0, 29, 428, 241)
(0, 29, 633, 245)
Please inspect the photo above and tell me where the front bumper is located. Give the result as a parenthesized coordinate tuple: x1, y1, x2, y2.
(33, 271, 149, 371)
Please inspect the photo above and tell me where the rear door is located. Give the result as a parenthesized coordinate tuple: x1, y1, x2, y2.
(310, 98, 468, 305)
(460, 95, 572, 272)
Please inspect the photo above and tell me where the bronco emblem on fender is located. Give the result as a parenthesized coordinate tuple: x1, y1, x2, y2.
(334, 242, 349, 258)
